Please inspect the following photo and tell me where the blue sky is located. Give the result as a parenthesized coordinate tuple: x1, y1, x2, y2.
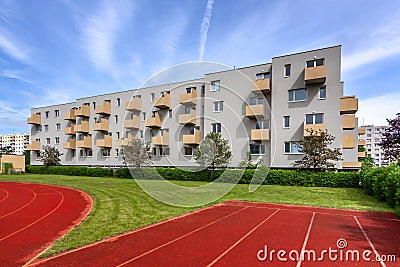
(1, 0, 400, 134)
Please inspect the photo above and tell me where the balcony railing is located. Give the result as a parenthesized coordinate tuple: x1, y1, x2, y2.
(358, 151, 366, 158)
(64, 124, 76, 135)
(123, 116, 140, 129)
(304, 65, 326, 84)
(75, 105, 90, 117)
(154, 93, 170, 109)
(250, 129, 270, 141)
(152, 132, 169, 146)
(95, 101, 111, 115)
(358, 128, 366, 135)
(64, 109, 76, 121)
(304, 124, 326, 136)
(96, 135, 112, 148)
(75, 121, 89, 133)
(183, 129, 201, 145)
(145, 113, 162, 128)
(93, 119, 109, 132)
(358, 139, 366, 146)
(26, 141, 41, 151)
(118, 134, 134, 147)
(76, 136, 92, 149)
(27, 114, 41, 125)
(252, 79, 270, 94)
(63, 139, 76, 150)
(342, 162, 362, 168)
(245, 104, 265, 118)
(342, 114, 356, 130)
(343, 134, 355, 149)
(178, 110, 196, 125)
(125, 98, 142, 111)
(340, 96, 358, 114)
(179, 90, 197, 105)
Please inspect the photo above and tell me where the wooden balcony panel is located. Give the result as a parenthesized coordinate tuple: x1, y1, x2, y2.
(27, 114, 41, 125)
(304, 124, 326, 136)
(183, 130, 201, 145)
(250, 129, 270, 141)
(245, 104, 265, 119)
(304, 65, 326, 84)
(251, 79, 270, 94)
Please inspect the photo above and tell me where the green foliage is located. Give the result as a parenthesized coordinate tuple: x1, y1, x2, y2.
(195, 132, 232, 170)
(0, 146, 14, 155)
(39, 145, 62, 167)
(239, 151, 264, 169)
(26, 166, 113, 177)
(2, 163, 13, 174)
(122, 138, 151, 168)
(360, 155, 374, 172)
(24, 150, 31, 166)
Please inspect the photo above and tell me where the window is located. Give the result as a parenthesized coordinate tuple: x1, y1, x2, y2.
(213, 101, 223, 112)
(184, 147, 196, 156)
(150, 129, 155, 137)
(283, 116, 290, 128)
(102, 148, 111, 157)
(256, 120, 269, 129)
(45, 111, 50, 118)
(250, 144, 265, 155)
(212, 123, 222, 133)
(71, 150, 75, 158)
(375, 138, 380, 142)
(211, 80, 220, 91)
(152, 147, 157, 156)
(289, 89, 307, 102)
(85, 149, 93, 157)
(366, 144, 371, 148)
(201, 85, 205, 95)
(256, 72, 270, 80)
(116, 98, 121, 107)
(46, 138, 50, 145)
(114, 115, 118, 124)
(55, 110, 60, 117)
(140, 130, 143, 139)
(367, 134, 371, 137)
(116, 132, 120, 139)
(319, 86, 326, 99)
(80, 149, 84, 158)
(284, 64, 291, 77)
(160, 147, 170, 156)
(56, 123, 61, 131)
(142, 112, 146, 121)
(284, 142, 302, 154)
(185, 107, 193, 114)
(55, 137, 59, 144)
(375, 128, 380, 132)
(44, 125, 49, 132)
(366, 129, 371, 132)
(305, 113, 324, 125)
(151, 93, 155, 102)
(169, 109, 172, 118)
(115, 149, 119, 157)
(92, 102, 96, 110)
(37, 125, 42, 132)
(250, 97, 264, 105)
(306, 58, 325, 68)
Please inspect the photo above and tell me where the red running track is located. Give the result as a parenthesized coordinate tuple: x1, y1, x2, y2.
(30, 200, 399, 267)
(0, 181, 92, 267)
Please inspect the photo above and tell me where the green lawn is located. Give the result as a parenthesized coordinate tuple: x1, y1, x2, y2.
(0, 174, 395, 257)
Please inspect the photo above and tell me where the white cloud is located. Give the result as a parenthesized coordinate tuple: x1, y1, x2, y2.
(358, 93, 400, 126)
(1, 69, 34, 84)
(0, 30, 31, 64)
(198, 0, 214, 61)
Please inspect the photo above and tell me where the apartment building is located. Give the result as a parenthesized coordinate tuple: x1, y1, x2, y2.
(26, 45, 361, 169)
(358, 125, 389, 167)
(0, 133, 30, 155)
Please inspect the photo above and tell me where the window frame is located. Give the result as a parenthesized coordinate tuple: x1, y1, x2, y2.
(210, 80, 220, 92)
(319, 86, 326, 100)
(212, 123, 222, 133)
(305, 113, 324, 125)
(288, 88, 307, 102)
(283, 116, 290, 128)
(249, 144, 266, 155)
(213, 101, 224, 112)
(284, 141, 303, 154)
(284, 64, 291, 77)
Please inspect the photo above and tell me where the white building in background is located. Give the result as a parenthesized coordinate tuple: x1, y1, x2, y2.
(0, 133, 30, 155)
(358, 125, 390, 167)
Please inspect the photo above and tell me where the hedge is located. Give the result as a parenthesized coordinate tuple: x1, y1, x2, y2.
(26, 165, 360, 189)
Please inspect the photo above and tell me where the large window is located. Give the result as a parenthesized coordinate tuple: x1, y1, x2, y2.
(289, 89, 307, 102)
(250, 144, 265, 155)
(306, 58, 325, 68)
(213, 101, 223, 112)
(85, 149, 93, 157)
(283, 116, 290, 128)
(284, 142, 302, 154)
(284, 64, 291, 77)
(212, 123, 222, 133)
(305, 113, 324, 125)
(256, 72, 270, 80)
(102, 148, 111, 157)
(211, 80, 220, 92)
(184, 147, 196, 156)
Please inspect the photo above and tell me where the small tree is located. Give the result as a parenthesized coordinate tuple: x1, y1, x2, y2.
(39, 145, 62, 167)
(239, 151, 264, 169)
(0, 146, 14, 155)
(122, 138, 151, 168)
(293, 129, 342, 171)
(381, 113, 400, 163)
(195, 132, 232, 175)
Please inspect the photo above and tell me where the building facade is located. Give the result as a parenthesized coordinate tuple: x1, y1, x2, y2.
(27, 45, 361, 169)
(358, 125, 389, 167)
(0, 133, 30, 155)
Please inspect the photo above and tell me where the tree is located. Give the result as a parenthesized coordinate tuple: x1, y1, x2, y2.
(381, 113, 400, 163)
(122, 138, 151, 168)
(239, 151, 264, 169)
(24, 150, 31, 166)
(39, 145, 62, 167)
(293, 129, 342, 171)
(195, 132, 232, 173)
(0, 146, 14, 155)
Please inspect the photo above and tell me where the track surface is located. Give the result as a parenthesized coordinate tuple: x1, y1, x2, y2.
(0, 181, 92, 267)
(31, 200, 399, 266)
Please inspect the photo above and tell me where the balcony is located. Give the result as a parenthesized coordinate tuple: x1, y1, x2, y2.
(154, 93, 170, 109)
(340, 96, 358, 115)
(358, 128, 366, 135)
(342, 162, 362, 169)
(358, 151, 366, 158)
(26, 141, 41, 151)
(93, 119, 109, 132)
(342, 134, 355, 149)
(304, 124, 326, 136)
(76, 136, 92, 149)
(145, 113, 162, 128)
(75, 121, 89, 133)
(152, 132, 169, 146)
(245, 104, 265, 118)
(63, 139, 76, 150)
(179, 90, 197, 105)
(252, 79, 270, 94)
(125, 98, 142, 111)
(75, 105, 90, 117)
(304, 65, 326, 85)
(342, 114, 356, 130)
(27, 114, 41, 125)
(178, 110, 196, 125)
(358, 139, 366, 146)
(250, 129, 270, 141)
(123, 116, 140, 129)
(64, 124, 76, 135)
(183, 129, 201, 145)
(95, 101, 111, 115)
(64, 109, 76, 121)
(118, 135, 134, 147)
(96, 135, 112, 148)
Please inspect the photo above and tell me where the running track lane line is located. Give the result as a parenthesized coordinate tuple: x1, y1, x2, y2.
(206, 208, 280, 266)
(296, 212, 316, 267)
(354, 216, 386, 267)
(115, 206, 250, 267)
(0, 188, 64, 242)
(0, 188, 9, 203)
(0, 188, 37, 219)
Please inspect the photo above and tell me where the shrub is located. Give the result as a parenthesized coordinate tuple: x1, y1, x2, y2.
(383, 166, 400, 208)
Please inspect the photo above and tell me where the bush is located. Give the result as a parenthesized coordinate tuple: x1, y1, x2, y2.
(26, 165, 113, 177)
